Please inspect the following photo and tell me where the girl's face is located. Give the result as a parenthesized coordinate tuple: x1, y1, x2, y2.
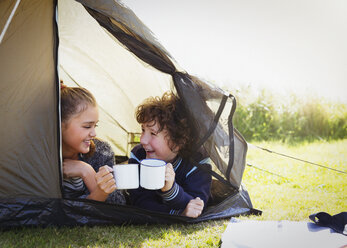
(62, 105, 99, 159)
(140, 120, 178, 163)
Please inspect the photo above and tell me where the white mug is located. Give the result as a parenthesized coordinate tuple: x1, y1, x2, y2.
(113, 164, 139, 189)
(140, 159, 166, 190)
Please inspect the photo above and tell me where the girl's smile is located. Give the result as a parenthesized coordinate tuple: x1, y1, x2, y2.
(62, 105, 99, 159)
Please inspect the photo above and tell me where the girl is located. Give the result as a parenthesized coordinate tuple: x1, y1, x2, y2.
(128, 92, 212, 218)
(61, 83, 125, 204)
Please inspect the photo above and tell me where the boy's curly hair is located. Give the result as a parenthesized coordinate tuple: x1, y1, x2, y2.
(136, 92, 196, 159)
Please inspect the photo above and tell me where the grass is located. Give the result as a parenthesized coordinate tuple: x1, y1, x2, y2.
(0, 140, 346, 247)
(242, 139, 347, 221)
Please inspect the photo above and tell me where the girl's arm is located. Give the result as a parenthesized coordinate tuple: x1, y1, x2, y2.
(91, 165, 116, 201)
(63, 159, 114, 201)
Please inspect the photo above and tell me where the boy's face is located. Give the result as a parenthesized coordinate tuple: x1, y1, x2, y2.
(61, 105, 99, 159)
(140, 120, 178, 163)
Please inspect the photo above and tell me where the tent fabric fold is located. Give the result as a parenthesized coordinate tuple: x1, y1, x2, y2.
(0, 0, 257, 228)
(83, 6, 176, 74)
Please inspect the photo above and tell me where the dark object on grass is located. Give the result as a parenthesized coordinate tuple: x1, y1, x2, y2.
(310, 212, 347, 235)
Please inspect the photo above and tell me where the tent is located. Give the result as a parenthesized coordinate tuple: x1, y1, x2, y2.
(0, 0, 259, 228)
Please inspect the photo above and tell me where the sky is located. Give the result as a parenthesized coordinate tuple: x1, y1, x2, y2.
(123, 0, 347, 103)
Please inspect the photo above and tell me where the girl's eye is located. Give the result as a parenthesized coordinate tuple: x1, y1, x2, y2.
(83, 124, 98, 129)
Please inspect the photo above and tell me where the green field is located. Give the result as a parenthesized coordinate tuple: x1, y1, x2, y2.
(232, 88, 347, 142)
(242, 139, 346, 220)
(1, 140, 346, 247)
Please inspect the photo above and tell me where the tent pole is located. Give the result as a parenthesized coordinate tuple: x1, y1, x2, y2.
(0, 0, 21, 44)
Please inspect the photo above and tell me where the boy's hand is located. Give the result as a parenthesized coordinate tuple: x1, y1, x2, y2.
(161, 163, 175, 192)
(95, 165, 116, 194)
(181, 197, 204, 218)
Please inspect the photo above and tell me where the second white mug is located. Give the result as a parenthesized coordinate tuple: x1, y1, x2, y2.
(140, 159, 166, 190)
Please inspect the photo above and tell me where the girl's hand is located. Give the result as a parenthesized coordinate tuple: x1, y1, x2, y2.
(161, 163, 175, 192)
(63, 159, 90, 178)
(95, 165, 116, 194)
(181, 197, 204, 218)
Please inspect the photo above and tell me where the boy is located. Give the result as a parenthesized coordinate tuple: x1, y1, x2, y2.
(128, 92, 212, 218)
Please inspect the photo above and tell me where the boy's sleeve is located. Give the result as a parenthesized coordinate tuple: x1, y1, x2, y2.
(158, 157, 212, 211)
(128, 146, 212, 215)
(128, 145, 185, 215)
(128, 187, 172, 213)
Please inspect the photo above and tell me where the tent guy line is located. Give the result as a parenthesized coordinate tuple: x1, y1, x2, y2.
(248, 143, 346, 175)
(0, 0, 21, 44)
(246, 162, 291, 182)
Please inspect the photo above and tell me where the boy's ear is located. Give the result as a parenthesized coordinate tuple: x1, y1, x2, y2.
(171, 144, 180, 154)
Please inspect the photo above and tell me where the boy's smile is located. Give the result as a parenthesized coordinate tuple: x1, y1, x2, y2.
(140, 121, 178, 163)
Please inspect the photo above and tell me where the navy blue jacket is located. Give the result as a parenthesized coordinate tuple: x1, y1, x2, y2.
(128, 144, 212, 215)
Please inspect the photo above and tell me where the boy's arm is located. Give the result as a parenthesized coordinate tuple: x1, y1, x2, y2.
(181, 197, 204, 218)
(159, 160, 212, 211)
(128, 187, 172, 213)
(128, 145, 184, 214)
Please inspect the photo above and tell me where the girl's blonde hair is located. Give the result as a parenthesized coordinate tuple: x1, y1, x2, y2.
(61, 83, 97, 123)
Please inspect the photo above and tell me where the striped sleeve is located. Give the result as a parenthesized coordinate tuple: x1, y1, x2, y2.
(161, 183, 180, 202)
(158, 155, 212, 211)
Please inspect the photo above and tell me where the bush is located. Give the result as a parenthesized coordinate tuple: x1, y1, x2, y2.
(231, 87, 347, 142)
